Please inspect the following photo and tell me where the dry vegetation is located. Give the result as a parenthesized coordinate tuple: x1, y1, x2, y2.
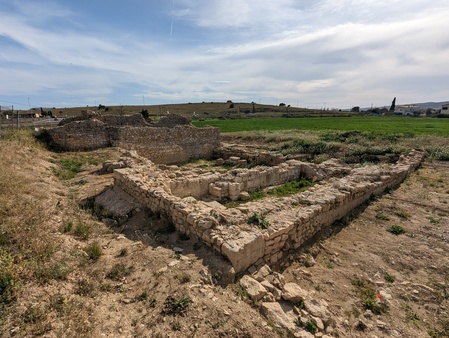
(1, 128, 448, 337)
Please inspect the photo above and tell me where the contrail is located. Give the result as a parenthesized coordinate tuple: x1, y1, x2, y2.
(170, 0, 174, 36)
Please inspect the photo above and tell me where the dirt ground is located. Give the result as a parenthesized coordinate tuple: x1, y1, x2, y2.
(2, 145, 448, 338)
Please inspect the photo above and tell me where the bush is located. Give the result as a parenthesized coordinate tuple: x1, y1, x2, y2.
(387, 225, 405, 235)
(106, 263, 132, 280)
(34, 261, 71, 283)
(247, 213, 270, 229)
(161, 296, 192, 316)
(84, 242, 102, 261)
(73, 222, 90, 240)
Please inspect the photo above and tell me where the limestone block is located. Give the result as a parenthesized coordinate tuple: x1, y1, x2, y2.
(260, 302, 296, 331)
(221, 231, 265, 273)
(252, 264, 272, 281)
(304, 299, 331, 324)
(239, 275, 267, 301)
(282, 283, 308, 303)
(208, 184, 222, 198)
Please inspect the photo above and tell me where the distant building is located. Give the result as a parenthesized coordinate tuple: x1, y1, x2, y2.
(394, 105, 422, 116)
(441, 103, 449, 115)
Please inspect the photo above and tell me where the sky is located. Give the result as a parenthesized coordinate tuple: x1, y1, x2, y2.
(0, 0, 448, 110)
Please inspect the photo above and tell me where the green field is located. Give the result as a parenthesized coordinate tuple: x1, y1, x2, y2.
(193, 116, 449, 135)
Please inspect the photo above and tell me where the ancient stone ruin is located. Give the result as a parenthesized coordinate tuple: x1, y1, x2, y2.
(51, 112, 424, 276)
(96, 144, 425, 275)
(48, 112, 220, 164)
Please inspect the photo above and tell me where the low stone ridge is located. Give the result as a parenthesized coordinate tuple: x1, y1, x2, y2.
(47, 113, 220, 164)
(102, 148, 425, 275)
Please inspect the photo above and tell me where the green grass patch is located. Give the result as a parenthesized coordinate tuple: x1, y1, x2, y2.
(52, 158, 84, 180)
(384, 273, 395, 283)
(161, 296, 192, 316)
(193, 116, 449, 136)
(267, 179, 314, 197)
(352, 279, 389, 314)
(84, 242, 102, 261)
(375, 213, 390, 221)
(247, 213, 270, 229)
(387, 225, 405, 235)
(304, 321, 318, 334)
(223, 179, 313, 207)
(73, 222, 91, 240)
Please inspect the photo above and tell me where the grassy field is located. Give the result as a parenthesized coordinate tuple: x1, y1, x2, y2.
(193, 116, 449, 135)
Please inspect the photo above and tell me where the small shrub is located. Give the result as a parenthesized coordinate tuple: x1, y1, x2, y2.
(161, 296, 192, 316)
(294, 299, 305, 310)
(247, 212, 270, 229)
(63, 221, 73, 233)
(387, 225, 405, 235)
(375, 213, 390, 221)
(84, 242, 102, 261)
(384, 273, 395, 283)
(34, 261, 71, 283)
(428, 217, 440, 224)
(73, 222, 90, 240)
(352, 279, 389, 315)
(394, 209, 410, 219)
(304, 320, 318, 333)
(234, 284, 250, 300)
(75, 279, 95, 297)
(106, 263, 132, 280)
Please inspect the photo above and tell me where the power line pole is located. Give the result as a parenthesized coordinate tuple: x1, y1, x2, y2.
(16, 105, 19, 129)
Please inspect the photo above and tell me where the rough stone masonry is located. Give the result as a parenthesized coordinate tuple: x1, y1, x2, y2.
(103, 148, 425, 275)
(48, 113, 220, 164)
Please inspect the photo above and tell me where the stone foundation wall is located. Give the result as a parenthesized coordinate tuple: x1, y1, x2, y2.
(112, 150, 425, 273)
(48, 115, 220, 164)
(49, 119, 110, 150)
(110, 125, 220, 164)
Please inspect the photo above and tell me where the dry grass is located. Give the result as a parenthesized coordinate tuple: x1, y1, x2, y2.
(0, 130, 99, 336)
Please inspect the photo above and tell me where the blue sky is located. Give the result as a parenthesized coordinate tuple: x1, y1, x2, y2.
(1, 0, 448, 109)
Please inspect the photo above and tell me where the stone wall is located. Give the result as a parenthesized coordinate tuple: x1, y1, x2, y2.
(110, 125, 220, 164)
(48, 114, 220, 164)
(49, 119, 110, 150)
(111, 150, 425, 273)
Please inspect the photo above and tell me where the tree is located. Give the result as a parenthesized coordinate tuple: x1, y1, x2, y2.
(141, 109, 149, 119)
(389, 97, 396, 112)
(351, 106, 360, 113)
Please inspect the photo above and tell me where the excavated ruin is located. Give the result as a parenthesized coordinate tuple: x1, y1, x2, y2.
(95, 145, 425, 275)
(52, 113, 425, 276)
